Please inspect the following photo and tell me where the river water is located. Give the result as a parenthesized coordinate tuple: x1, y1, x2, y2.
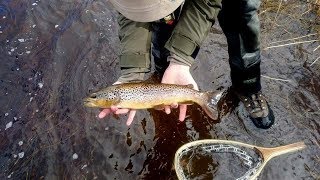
(0, 0, 319, 179)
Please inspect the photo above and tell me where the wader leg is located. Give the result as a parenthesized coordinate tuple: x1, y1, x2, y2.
(218, 0, 262, 95)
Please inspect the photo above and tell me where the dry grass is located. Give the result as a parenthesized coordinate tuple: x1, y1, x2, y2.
(261, 75, 293, 82)
(259, 0, 320, 66)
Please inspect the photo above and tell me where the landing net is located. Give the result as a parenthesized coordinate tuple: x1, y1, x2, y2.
(175, 142, 263, 180)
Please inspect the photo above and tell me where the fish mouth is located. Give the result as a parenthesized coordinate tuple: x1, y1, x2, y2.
(83, 98, 97, 107)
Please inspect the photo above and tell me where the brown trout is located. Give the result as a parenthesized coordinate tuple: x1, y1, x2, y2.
(83, 83, 222, 119)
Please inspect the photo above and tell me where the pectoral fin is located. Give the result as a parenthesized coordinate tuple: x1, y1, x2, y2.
(111, 97, 121, 106)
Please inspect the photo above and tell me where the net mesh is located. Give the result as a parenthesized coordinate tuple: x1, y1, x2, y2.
(176, 143, 263, 180)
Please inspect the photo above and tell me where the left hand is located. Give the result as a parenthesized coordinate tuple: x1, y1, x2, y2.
(161, 61, 199, 121)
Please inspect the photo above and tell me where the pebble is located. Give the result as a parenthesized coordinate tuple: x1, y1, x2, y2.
(7, 174, 12, 178)
(18, 152, 24, 159)
(5, 121, 13, 130)
(38, 82, 44, 88)
(72, 153, 78, 160)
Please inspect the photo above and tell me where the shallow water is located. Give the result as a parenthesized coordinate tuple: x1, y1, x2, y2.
(0, 0, 319, 179)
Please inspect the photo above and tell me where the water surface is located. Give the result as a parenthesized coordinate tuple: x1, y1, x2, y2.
(0, 0, 319, 179)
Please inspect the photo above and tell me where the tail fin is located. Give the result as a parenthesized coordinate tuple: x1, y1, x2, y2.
(200, 91, 223, 120)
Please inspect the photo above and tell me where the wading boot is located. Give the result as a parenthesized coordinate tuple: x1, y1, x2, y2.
(237, 92, 275, 129)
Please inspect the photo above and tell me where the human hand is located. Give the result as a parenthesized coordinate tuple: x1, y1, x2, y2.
(160, 61, 199, 121)
(98, 81, 137, 126)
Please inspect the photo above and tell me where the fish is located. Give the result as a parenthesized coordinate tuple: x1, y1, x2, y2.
(83, 83, 222, 120)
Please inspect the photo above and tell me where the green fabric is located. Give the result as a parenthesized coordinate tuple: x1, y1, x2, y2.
(168, 53, 192, 66)
(165, 0, 222, 65)
(168, 33, 196, 65)
(115, 0, 263, 94)
(119, 53, 151, 68)
(116, 68, 148, 82)
(117, 0, 222, 69)
(118, 14, 152, 68)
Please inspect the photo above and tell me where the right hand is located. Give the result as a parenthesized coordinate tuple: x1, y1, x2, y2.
(160, 62, 199, 122)
(98, 81, 137, 126)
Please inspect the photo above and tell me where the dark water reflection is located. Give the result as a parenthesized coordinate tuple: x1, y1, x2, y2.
(0, 0, 319, 179)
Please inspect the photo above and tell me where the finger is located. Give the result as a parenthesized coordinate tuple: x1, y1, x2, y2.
(164, 106, 171, 114)
(110, 105, 119, 112)
(126, 110, 137, 126)
(98, 109, 111, 118)
(171, 103, 178, 109)
(179, 104, 187, 121)
(115, 108, 130, 114)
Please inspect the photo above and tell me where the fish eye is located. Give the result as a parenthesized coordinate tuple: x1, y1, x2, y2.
(90, 93, 97, 98)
